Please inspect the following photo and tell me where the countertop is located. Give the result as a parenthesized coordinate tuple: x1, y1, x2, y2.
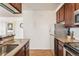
(0, 39, 30, 56)
(0, 35, 15, 39)
(56, 37, 79, 55)
(56, 37, 79, 43)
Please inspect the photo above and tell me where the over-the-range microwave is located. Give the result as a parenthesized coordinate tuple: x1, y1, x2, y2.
(74, 9, 79, 25)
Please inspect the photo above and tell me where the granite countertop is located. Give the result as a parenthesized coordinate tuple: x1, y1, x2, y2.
(56, 37, 79, 43)
(0, 35, 15, 39)
(0, 39, 30, 56)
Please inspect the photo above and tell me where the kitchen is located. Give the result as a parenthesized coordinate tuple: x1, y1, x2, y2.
(0, 3, 79, 56)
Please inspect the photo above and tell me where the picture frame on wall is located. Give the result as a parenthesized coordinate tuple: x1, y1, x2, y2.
(8, 23, 13, 30)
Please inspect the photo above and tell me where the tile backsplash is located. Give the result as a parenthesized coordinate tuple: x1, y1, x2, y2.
(55, 24, 68, 38)
(70, 27, 79, 40)
(0, 22, 7, 36)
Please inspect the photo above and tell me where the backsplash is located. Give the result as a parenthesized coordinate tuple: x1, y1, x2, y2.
(0, 21, 7, 36)
(55, 24, 68, 38)
(70, 27, 79, 40)
(0, 17, 23, 39)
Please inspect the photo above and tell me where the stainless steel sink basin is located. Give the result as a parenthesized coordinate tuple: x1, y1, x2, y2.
(0, 44, 18, 56)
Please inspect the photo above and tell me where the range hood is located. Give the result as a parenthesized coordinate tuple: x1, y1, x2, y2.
(0, 3, 20, 14)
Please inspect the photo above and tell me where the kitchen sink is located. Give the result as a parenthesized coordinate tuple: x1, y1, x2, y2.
(0, 44, 18, 56)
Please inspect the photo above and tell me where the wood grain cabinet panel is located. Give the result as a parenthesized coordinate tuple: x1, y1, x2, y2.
(56, 3, 79, 27)
(59, 5, 65, 22)
(57, 40, 64, 56)
(15, 41, 29, 56)
(64, 3, 75, 27)
(75, 3, 79, 10)
(57, 44, 63, 56)
(54, 38, 64, 56)
(15, 47, 25, 56)
(54, 38, 58, 56)
(56, 5, 65, 23)
(9, 3, 22, 13)
(56, 10, 60, 23)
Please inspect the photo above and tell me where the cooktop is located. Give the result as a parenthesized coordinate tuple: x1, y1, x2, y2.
(64, 42, 79, 55)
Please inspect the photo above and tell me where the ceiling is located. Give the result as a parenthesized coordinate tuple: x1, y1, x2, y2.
(23, 3, 61, 11)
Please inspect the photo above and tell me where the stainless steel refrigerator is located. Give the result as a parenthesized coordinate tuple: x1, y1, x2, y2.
(49, 23, 68, 55)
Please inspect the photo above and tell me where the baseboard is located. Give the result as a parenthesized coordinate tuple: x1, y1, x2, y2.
(30, 49, 51, 50)
(30, 48, 51, 50)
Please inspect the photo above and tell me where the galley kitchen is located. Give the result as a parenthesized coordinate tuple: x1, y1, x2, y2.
(0, 3, 79, 56)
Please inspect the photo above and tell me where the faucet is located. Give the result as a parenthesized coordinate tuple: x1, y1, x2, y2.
(71, 31, 74, 39)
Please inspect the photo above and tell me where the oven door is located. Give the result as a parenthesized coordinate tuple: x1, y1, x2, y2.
(64, 48, 75, 56)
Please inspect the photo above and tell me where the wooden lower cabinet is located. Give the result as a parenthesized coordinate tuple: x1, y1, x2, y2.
(54, 38, 58, 56)
(26, 48, 29, 56)
(25, 41, 29, 56)
(15, 47, 25, 56)
(54, 38, 64, 56)
(58, 44, 63, 56)
(14, 41, 29, 56)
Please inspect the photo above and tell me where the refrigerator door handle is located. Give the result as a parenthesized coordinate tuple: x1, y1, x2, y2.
(50, 34, 54, 36)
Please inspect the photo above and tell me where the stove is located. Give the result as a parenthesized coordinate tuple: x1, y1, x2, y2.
(64, 42, 79, 56)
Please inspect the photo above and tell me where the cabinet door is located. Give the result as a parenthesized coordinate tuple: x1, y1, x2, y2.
(56, 10, 60, 23)
(58, 40, 64, 56)
(75, 3, 79, 10)
(26, 46, 29, 56)
(9, 3, 22, 13)
(15, 41, 29, 56)
(54, 38, 58, 56)
(26, 41, 29, 56)
(59, 5, 65, 22)
(23, 41, 29, 56)
(58, 44, 63, 56)
(54, 39, 64, 56)
(64, 3, 75, 27)
(15, 47, 25, 56)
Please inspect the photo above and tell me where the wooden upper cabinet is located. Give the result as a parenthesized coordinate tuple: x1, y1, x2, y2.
(75, 3, 79, 10)
(9, 3, 22, 13)
(56, 10, 60, 23)
(64, 3, 75, 27)
(59, 5, 65, 22)
(56, 5, 64, 23)
(56, 3, 79, 27)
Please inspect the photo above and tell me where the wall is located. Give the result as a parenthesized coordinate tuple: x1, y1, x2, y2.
(23, 10, 56, 49)
(0, 17, 23, 39)
(14, 17, 23, 39)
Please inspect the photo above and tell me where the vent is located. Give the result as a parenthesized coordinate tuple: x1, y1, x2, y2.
(0, 3, 20, 14)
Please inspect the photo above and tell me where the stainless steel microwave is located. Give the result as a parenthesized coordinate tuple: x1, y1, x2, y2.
(74, 9, 79, 25)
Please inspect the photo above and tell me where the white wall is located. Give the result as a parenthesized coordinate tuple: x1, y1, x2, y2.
(23, 10, 56, 49)
(15, 17, 23, 39)
(0, 17, 23, 39)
